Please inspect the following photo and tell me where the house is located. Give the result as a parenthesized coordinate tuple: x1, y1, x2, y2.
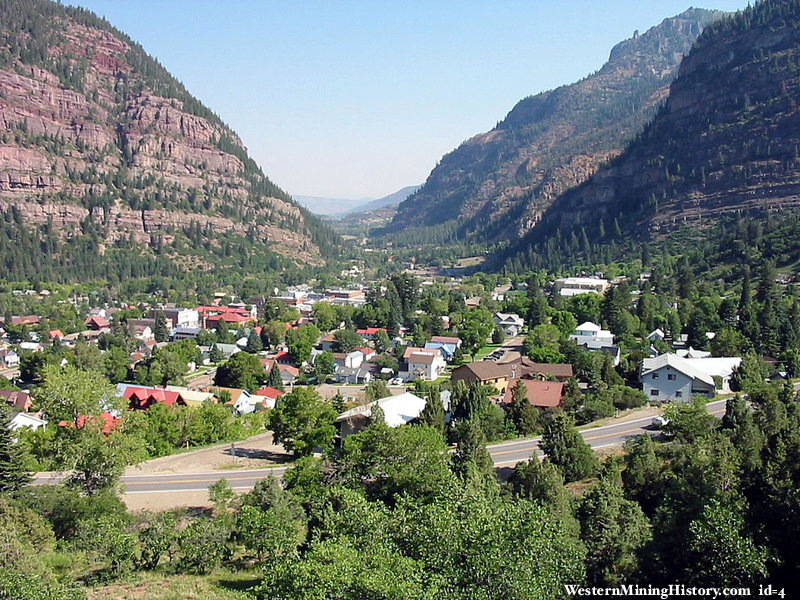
(451, 361, 511, 395)
(512, 358, 574, 382)
(48, 330, 64, 341)
(215, 343, 241, 359)
(164, 386, 216, 407)
(320, 334, 337, 352)
(569, 322, 620, 365)
(9, 412, 47, 433)
(334, 364, 374, 384)
(554, 277, 609, 297)
(123, 386, 187, 410)
(0, 349, 19, 367)
(570, 322, 615, 349)
(253, 386, 285, 409)
(641, 354, 717, 402)
(502, 379, 564, 408)
(0, 390, 32, 412)
(336, 391, 428, 438)
(58, 412, 120, 435)
(682, 356, 742, 391)
(215, 388, 257, 416)
(84, 315, 110, 331)
(334, 351, 364, 370)
(9, 315, 41, 326)
(127, 318, 155, 341)
(677, 347, 712, 359)
(493, 313, 525, 336)
(18, 342, 43, 352)
(646, 329, 666, 343)
(404, 347, 446, 381)
(425, 335, 461, 362)
(172, 327, 203, 341)
(356, 327, 386, 340)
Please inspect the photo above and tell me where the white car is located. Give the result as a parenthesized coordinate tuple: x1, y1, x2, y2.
(652, 415, 670, 429)
(389, 377, 404, 385)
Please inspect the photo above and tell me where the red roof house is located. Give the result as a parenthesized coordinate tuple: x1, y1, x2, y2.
(502, 379, 565, 408)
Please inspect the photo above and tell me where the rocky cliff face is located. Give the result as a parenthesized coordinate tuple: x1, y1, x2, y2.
(521, 0, 800, 248)
(382, 9, 722, 246)
(0, 0, 331, 275)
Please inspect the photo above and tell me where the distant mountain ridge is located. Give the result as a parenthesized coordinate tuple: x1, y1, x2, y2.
(379, 8, 724, 247)
(344, 185, 421, 216)
(500, 0, 800, 271)
(0, 0, 338, 283)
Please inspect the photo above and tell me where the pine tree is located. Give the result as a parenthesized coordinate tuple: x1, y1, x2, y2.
(0, 405, 32, 492)
(417, 386, 446, 434)
(267, 363, 284, 391)
(245, 329, 263, 353)
(153, 311, 169, 343)
(540, 412, 597, 482)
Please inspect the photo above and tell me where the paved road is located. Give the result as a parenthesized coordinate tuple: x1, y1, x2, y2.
(488, 398, 728, 466)
(32, 398, 730, 495)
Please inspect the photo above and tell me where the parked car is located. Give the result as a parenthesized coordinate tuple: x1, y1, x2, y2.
(652, 415, 670, 429)
(389, 377, 404, 385)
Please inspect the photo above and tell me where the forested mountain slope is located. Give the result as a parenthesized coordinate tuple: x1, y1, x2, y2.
(503, 0, 800, 272)
(0, 0, 338, 283)
(379, 8, 722, 248)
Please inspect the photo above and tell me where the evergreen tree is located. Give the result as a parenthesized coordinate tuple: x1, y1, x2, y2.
(539, 412, 597, 482)
(416, 386, 446, 435)
(267, 362, 284, 391)
(505, 379, 540, 436)
(153, 311, 169, 343)
(209, 343, 223, 363)
(245, 329, 263, 353)
(0, 404, 31, 492)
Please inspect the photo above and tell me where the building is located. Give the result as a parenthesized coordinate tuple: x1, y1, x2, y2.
(407, 348, 446, 381)
(451, 361, 511, 395)
(569, 321, 620, 365)
(336, 392, 428, 438)
(641, 354, 716, 402)
(502, 379, 564, 408)
(493, 313, 525, 336)
(554, 277, 609, 297)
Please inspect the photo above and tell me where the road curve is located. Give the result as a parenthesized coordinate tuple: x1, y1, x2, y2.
(32, 398, 730, 495)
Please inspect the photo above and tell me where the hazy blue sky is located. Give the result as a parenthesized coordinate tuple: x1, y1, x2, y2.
(68, 1, 748, 200)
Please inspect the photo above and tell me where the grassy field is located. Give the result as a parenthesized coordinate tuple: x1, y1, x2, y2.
(86, 571, 260, 600)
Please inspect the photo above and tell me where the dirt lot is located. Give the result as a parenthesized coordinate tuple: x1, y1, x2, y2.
(123, 432, 291, 476)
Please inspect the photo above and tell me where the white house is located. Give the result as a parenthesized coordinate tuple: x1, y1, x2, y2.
(569, 322, 616, 350)
(404, 347, 446, 381)
(683, 356, 742, 391)
(336, 391, 428, 438)
(9, 412, 47, 433)
(641, 354, 716, 402)
(493, 313, 525, 336)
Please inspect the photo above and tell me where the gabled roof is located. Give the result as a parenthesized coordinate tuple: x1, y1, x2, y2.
(336, 392, 427, 427)
(430, 335, 460, 346)
(253, 386, 285, 400)
(454, 361, 509, 380)
(575, 321, 602, 332)
(502, 379, 564, 408)
(641, 354, 715, 387)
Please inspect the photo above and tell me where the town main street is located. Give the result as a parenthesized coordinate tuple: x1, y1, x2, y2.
(33, 398, 729, 498)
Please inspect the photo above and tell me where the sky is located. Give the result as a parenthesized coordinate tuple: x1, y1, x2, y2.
(68, 1, 749, 200)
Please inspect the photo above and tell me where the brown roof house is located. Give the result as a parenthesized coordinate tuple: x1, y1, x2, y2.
(502, 379, 564, 408)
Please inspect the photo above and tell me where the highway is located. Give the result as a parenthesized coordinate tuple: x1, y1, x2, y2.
(32, 399, 729, 495)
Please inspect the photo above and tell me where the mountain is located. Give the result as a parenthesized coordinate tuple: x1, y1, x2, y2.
(501, 0, 800, 272)
(343, 185, 421, 216)
(0, 0, 338, 284)
(378, 8, 723, 248)
(293, 195, 370, 216)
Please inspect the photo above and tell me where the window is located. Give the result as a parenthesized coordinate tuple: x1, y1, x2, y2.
(667, 374, 676, 381)
(675, 391, 683, 398)
(652, 373, 659, 379)
(650, 389, 660, 396)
